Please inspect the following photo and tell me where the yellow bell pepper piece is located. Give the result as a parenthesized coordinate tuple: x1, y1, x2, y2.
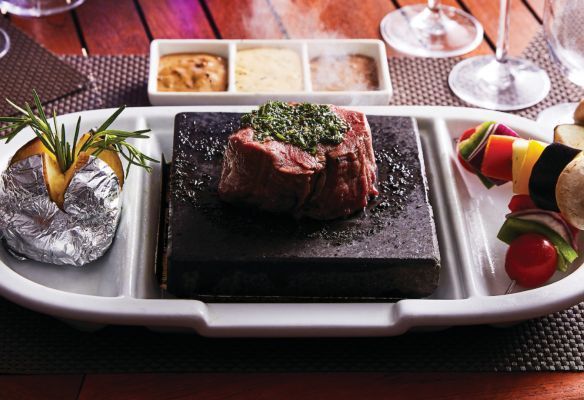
(513, 140, 547, 195)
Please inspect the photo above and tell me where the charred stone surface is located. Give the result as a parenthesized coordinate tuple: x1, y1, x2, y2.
(166, 112, 440, 301)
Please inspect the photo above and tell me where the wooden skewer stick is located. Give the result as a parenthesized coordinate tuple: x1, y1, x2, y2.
(505, 280, 516, 295)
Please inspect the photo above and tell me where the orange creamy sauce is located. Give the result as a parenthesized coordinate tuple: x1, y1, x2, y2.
(157, 53, 227, 92)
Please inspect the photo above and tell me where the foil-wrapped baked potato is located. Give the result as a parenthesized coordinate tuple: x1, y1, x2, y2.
(0, 91, 156, 266)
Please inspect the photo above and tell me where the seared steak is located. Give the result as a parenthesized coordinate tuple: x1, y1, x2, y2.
(218, 105, 378, 220)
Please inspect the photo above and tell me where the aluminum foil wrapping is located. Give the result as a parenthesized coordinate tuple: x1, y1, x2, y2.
(0, 155, 122, 266)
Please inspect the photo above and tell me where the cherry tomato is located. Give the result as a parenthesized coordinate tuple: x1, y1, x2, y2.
(507, 195, 537, 212)
(457, 128, 477, 173)
(505, 233, 557, 288)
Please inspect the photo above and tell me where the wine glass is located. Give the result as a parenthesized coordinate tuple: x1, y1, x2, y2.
(0, 0, 84, 60)
(536, 0, 584, 131)
(449, 0, 550, 111)
(0, 28, 9, 59)
(0, 0, 84, 16)
(379, 0, 483, 58)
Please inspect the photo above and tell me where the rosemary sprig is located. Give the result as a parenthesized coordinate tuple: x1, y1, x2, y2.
(0, 90, 157, 176)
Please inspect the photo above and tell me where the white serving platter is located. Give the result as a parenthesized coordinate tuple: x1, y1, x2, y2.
(148, 39, 392, 106)
(0, 106, 582, 337)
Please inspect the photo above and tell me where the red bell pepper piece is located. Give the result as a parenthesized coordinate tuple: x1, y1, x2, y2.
(480, 134, 516, 182)
(508, 195, 537, 212)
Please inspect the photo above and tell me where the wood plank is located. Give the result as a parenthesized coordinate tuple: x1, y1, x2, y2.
(271, 0, 395, 40)
(137, 0, 215, 39)
(11, 14, 82, 54)
(526, 0, 545, 21)
(79, 372, 584, 400)
(460, 0, 541, 55)
(396, 0, 492, 56)
(0, 375, 83, 400)
(75, 0, 149, 54)
(205, 0, 285, 39)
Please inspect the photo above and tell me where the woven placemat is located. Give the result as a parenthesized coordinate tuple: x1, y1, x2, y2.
(0, 19, 88, 116)
(388, 32, 584, 120)
(1, 32, 584, 374)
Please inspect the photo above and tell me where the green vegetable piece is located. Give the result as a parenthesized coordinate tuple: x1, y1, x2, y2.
(477, 171, 495, 189)
(457, 121, 498, 189)
(497, 217, 578, 267)
(556, 251, 569, 272)
(458, 121, 496, 160)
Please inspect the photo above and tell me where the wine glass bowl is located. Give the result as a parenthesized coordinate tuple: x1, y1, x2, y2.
(536, 0, 584, 130)
(0, 0, 85, 17)
(544, 0, 584, 87)
(0, 28, 10, 59)
(0, 0, 86, 61)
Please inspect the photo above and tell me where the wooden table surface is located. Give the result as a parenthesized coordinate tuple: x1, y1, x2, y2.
(3, 1, 584, 399)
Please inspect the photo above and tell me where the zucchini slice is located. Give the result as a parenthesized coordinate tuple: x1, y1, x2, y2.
(529, 143, 581, 211)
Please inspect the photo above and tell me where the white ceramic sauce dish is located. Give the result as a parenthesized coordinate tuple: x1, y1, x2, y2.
(148, 39, 392, 106)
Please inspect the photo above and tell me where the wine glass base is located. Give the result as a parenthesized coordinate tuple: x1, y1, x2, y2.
(536, 103, 577, 134)
(449, 55, 551, 111)
(380, 4, 483, 58)
(1, 0, 85, 17)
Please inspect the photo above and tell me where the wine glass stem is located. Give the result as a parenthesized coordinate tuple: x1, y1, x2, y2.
(495, 0, 511, 63)
(427, 0, 441, 12)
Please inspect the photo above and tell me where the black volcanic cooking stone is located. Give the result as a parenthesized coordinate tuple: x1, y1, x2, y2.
(165, 112, 440, 301)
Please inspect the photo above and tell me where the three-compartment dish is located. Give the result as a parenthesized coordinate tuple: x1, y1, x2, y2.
(148, 39, 392, 106)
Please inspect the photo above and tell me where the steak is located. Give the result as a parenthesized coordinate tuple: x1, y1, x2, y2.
(218, 105, 378, 220)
